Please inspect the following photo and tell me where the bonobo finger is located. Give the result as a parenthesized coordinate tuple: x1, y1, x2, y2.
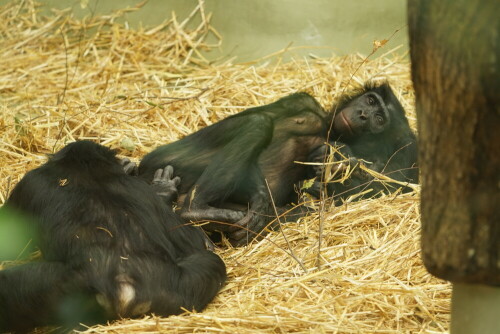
(230, 224, 268, 247)
(230, 224, 258, 242)
(333, 162, 347, 173)
(348, 157, 359, 167)
(230, 228, 251, 244)
(124, 162, 138, 175)
(121, 158, 138, 176)
(120, 158, 131, 166)
(172, 176, 181, 186)
(306, 181, 322, 198)
(164, 165, 174, 180)
(310, 145, 329, 162)
(153, 168, 163, 181)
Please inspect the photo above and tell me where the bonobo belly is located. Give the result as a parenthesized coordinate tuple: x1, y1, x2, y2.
(259, 135, 323, 206)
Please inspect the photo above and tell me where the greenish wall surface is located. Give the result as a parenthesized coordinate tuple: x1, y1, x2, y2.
(451, 284, 500, 334)
(0, 0, 408, 61)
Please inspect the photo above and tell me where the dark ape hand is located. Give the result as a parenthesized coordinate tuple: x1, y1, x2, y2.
(120, 158, 138, 176)
(151, 166, 181, 205)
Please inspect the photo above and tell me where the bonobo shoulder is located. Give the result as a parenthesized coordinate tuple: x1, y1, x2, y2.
(239, 92, 326, 120)
(279, 92, 326, 116)
(286, 92, 315, 100)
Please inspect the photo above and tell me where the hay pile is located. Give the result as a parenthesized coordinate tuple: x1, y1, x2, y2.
(0, 1, 451, 333)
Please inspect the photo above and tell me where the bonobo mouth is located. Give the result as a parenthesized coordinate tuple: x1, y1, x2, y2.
(339, 111, 354, 136)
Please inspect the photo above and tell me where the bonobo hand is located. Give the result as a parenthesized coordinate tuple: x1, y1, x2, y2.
(120, 158, 138, 176)
(328, 156, 361, 177)
(309, 143, 360, 181)
(151, 166, 181, 205)
(307, 143, 365, 198)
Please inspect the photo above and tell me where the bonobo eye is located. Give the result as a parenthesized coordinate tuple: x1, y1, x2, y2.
(375, 114, 384, 124)
(367, 95, 376, 105)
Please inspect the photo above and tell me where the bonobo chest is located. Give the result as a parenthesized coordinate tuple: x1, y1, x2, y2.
(259, 111, 326, 202)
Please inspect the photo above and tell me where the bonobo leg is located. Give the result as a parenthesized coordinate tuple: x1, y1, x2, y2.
(0, 262, 104, 333)
(180, 113, 274, 244)
(139, 251, 226, 315)
(208, 161, 313, 246)
(225, 164, 275, 246)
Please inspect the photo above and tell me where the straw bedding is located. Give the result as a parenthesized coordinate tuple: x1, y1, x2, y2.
(0, 1, 451, 333)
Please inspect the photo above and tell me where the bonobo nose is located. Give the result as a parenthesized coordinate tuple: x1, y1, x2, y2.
(358, 110, 368, 121)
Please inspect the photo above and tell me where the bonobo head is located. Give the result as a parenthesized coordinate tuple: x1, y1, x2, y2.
(330, 82, 410, 143)
(48, 140, 125, 177)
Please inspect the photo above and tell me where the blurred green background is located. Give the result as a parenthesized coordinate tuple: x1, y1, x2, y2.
(0, 0, 408, 61)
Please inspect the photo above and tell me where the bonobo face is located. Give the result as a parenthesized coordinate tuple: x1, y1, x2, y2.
(333, 91, 391, 139)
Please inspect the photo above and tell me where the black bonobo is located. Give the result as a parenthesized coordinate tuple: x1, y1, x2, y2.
(138, 83, 418, 246)
(138, 93, 328, 246)
(0, 140, 226, 333)
(308, 82, 419, 202)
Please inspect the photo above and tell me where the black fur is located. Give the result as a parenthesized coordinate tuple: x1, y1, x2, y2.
(0, 140, 226, 333)
(309, 82, 419, 202)
(139, 93, 327, 246)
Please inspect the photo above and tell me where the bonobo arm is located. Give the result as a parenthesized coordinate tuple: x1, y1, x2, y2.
(306, 141, 416, 203)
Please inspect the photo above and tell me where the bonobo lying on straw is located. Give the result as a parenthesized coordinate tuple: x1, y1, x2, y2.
(138, 82, 418, 246)
(138, 93, 327, 246)
(0, 140, 226, 333)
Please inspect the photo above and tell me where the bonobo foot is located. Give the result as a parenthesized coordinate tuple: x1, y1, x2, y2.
(180, 190, 311, 246)
(181, 205, 270, 247)
(227, 203, 312, 246)
(151, 166, 181, 206)
(227, 210, 272, 247)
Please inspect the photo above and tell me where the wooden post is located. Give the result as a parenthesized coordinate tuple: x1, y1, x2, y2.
(408, 0, 499, 332)
(408, 0, 499, 285)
